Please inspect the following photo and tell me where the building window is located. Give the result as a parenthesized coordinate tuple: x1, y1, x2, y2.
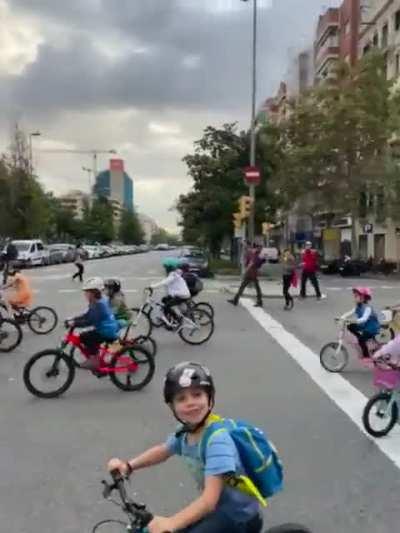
(395, 10, 400, 31)
(345, 21, 350, 35)
(363, 43, 371, 56)
(382, 23, 388, 48)
(373, 33, 378, 47)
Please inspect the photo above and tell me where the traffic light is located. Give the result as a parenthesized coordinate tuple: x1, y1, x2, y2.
(239, 195, 253, 219)
(233, 212, 242, 230)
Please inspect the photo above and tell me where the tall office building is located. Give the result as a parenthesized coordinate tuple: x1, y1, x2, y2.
(93, 159, 134, 212)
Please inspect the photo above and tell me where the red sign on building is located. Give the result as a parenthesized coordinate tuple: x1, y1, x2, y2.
(243, 166, 261, 186)
(110, 158, 124, 172)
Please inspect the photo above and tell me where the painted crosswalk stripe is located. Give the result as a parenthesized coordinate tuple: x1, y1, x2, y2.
(58, 289, 78, 293)
(241, 298, 400, 470)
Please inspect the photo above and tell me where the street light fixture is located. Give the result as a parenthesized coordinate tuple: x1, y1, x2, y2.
(29, 131, 41, 177)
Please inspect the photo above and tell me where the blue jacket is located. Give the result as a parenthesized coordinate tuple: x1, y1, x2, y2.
(73, 296, 119, 339)
(355, 303, 380, 336)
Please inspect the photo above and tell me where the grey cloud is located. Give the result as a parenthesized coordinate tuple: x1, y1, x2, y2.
(6, 1, 340, 116)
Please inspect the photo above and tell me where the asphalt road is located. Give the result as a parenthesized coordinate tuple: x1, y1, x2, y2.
(1, 253, 399, 533)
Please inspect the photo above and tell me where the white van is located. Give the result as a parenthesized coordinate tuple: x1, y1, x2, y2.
(12, 240, 49, 267)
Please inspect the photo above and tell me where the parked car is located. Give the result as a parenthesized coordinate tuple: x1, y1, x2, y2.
(177, 248, 211, 277)
(48, 244, 76, 263)
(11, 240, 49, 267)
(46, 247, 64, 265)
(83, 245, 102, 259)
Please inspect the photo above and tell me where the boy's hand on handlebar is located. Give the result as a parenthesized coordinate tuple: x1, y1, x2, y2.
(107, 458, 130, 477)
(64, 319, 74, 328)
(148, 515, 174, 533)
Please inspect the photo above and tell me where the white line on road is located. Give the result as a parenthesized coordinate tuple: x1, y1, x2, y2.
(241, 298, 400, 470)
(124, 289, 138, 293)
(58, 289, 78, 293)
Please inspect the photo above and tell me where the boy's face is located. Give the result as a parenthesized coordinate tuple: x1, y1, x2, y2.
(172, 387, 210, 426)
(84, 290, 96, 303)
(353, 292, 362, 304)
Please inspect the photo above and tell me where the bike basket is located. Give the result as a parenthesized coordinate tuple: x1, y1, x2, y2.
(373, 367, 400, 389)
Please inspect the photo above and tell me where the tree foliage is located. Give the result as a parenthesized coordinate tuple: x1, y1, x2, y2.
(118, 209, 145, 244)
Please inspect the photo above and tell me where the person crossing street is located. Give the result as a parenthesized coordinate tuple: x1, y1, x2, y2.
(300, 241, 321, 299)
(228, 243, 265, 308)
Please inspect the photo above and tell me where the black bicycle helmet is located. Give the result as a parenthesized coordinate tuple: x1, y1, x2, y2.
(104, 278, 121, 294)
(164, 362, 215, 404)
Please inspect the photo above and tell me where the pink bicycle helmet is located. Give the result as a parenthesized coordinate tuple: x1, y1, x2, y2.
(352, 286, 372, 300)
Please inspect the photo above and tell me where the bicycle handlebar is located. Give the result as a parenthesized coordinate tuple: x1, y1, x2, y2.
(373, 354, 400, 370)
(101, 470, 156, 530)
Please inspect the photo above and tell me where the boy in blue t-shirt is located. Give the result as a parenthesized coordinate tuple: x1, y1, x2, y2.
(107, 362, 263, 533)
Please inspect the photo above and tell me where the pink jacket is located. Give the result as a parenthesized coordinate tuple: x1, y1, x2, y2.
(373, 334, 400, 366)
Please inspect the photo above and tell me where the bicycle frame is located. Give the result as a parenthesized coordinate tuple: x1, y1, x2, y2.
(335, 319, 381, 361)
(140, 291, 200, 333)
(60, 329, 138, 375)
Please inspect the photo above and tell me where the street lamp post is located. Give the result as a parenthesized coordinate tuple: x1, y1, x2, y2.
(29, 131, 41, 177)
(242, 0, 258, 244)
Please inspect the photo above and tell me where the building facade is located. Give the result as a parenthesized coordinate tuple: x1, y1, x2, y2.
(314, 7, 340, 82)
(359, 0, 400, 79)
(93, 159, 134, 212)
(58, 190, 89, 220)
(339, 0, 361, 65)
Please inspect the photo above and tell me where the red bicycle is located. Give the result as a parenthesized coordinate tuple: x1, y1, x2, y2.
(23, 326, 155, 398)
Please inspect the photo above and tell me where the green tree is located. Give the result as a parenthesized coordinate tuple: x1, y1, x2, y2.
(84, 196, 114, 243)
(118, 209, 145, 244)
(177, 123, 281, 256)
(271, 52, 399, 253)
(150, 228, 180, 246)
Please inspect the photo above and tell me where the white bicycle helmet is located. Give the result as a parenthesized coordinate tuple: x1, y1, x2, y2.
(82, 277, 104, 291)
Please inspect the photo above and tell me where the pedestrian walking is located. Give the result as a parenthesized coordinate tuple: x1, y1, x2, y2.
(72, 243, 85, 282)
(300, 241, 321, 299)
(1, 238, 18, 284)
(228, 243, 265, 308)
(282, 249, 296, 310)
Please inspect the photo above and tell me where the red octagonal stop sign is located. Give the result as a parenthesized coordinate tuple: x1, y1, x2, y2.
(244, 166, 261, 185)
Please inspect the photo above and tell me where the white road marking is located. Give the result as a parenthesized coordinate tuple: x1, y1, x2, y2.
(124, 289, 138, 293)
(241, 298, 400, 470)
(58, 289, 78, 293)
(204, 289, 219, 294)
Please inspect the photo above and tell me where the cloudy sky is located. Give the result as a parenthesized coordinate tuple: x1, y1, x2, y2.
(0, 0, 340, 231)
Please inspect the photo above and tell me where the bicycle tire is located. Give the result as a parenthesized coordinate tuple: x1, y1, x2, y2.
(130, 307, 153, 337)
(132, 335, 158, 357)
(265, 524, 313, 533)
(23, 349, 75, 398)
(179, 309, 214, 345)
(28, 306, 58, 334)
(362, 391, 399, 437)
(193, 301, 214, 318)
(0, 302, 8, 318)
(109, 345, 155, 391)
(92, 519, 130, 532)
(0, 318, 23, 352)
(319, 342, 349, 372)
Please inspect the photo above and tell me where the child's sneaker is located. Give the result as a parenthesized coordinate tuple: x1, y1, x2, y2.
(81, 356, 101, 370)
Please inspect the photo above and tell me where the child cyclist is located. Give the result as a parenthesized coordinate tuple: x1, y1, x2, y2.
(340, 287, 381, 358)
(2, 266, 34, 313)
(104, 278, 132, 328)
(150, 264, 191, 327)
(66, 277, 119, 370)
(107, 362, 264, 533)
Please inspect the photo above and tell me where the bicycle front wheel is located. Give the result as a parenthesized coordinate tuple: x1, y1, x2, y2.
(110, 345, 155, 391)
(28, 306, 58, 334)
(319, 342, 349, 372)
(23, 349, 75, 398)
(179, 309, 214, 345)
(132, 335, 158, 357)
(92, 519, 130, 532)
(362, 392, 399, 437)
(0, 318, 23, 352)
(193, 301, 214, 319)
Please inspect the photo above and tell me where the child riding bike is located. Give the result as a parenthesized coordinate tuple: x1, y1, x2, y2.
(180, 262, 204, 298)
(340, 287, 380, 359)
(107, 362, 266, 533)
(150, 264, 191, 328)
(104, 278, 132, 328)
(66, 277, 119, 370)
(2, 266, 33, 313)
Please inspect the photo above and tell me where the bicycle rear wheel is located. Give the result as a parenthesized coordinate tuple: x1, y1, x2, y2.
(109, 345, 155, 391)
(23, 349, 75, 398)
(179, 309, 214, 345)
(0, 318, 23, 352)
(92, 519, 130, 532)
(362, 392, 399, 437)
(28, 306, 58, 334)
